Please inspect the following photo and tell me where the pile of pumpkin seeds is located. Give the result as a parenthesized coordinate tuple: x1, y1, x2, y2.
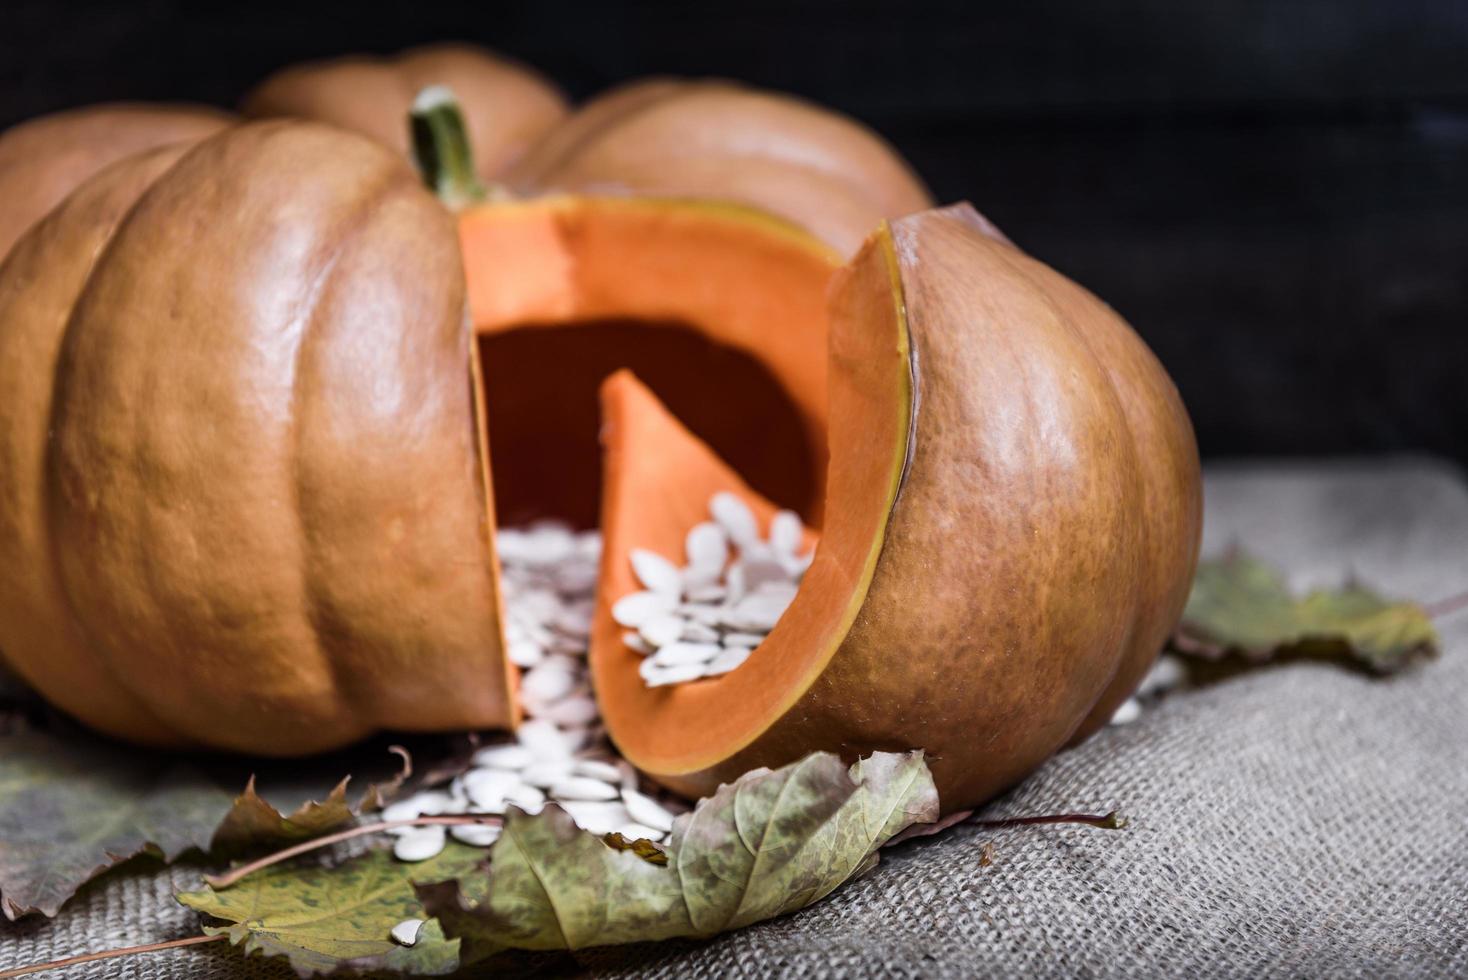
(613, 491, 813, 686)
(382, 521, 687, 868)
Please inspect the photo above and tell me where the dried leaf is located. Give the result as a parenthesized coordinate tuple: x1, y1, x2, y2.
(0, 725, 427, 919)
(1176, 551, 1438, 673)
(210, 746, 411, 854)
(0, 730, 233, 920)
(177, 843, 485, 977)
(421, 751, 938, 960)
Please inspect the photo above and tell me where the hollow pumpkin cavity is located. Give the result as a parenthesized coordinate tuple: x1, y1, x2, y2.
(461, 197, 839, 528)
(459, 197, 913, 790)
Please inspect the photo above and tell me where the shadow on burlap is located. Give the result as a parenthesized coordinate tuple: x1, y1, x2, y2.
(3, 458, 1465, 978)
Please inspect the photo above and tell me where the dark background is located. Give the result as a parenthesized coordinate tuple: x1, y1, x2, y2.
(5, 0, 1465, 465)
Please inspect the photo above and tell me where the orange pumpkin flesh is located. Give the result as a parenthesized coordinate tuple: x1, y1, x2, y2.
(460, 197, 840, 527)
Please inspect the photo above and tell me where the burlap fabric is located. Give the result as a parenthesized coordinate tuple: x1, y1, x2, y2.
(3, 458, 1465, 978)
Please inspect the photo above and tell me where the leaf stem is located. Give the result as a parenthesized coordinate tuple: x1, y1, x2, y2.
(204, 815, 502, 889)
(1424, 588, 1468, 619)
(0, 933, 226, 978)
(969, 810, 1127, 831)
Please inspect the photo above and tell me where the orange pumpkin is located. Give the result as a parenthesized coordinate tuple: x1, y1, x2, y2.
(0, 102, 231, 260)
(244, 45, 932, 256)
(0, 65, 1199, 813)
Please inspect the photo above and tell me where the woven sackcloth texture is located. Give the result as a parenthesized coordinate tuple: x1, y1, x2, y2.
(2, 457, 1465, 978)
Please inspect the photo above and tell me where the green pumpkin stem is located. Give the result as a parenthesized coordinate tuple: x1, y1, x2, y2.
(410, 85, 488, 209)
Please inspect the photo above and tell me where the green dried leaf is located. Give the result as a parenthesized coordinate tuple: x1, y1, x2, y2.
(177, 842, 485, 976)
(210, 747, 410, 854)
(422, 750, 938, 959)
(0, 730, 234, 920)
(0, 724, 425, 919)
(1176, 551, 1438, 673)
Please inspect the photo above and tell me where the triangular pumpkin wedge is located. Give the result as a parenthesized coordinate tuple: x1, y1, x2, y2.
(591, 223, 912, 800)
(592, 207, 1201, 812)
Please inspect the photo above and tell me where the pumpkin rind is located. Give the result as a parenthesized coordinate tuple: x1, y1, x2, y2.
(592, 204, 1202, 811)
(0, 121, 511, 753)
(243, 43, 568, 183)
(0, 102, 231, 261)
(503, 79, 934, 256)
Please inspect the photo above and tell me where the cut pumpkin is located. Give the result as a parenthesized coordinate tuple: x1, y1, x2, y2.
(588, 207, 1201, 811)
(0, 91, 1200, 814)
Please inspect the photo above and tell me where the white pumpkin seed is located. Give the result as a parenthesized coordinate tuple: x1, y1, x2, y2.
(724, 563, 747, 604)
(643, 662, 707, 687)
(621, 788, 676, 832)
(471, 743, 533, 770)
(722, 631, 766, 647)
(543, 695, 599, 727)
(685, 584, 728, 603)
(572, 758, 622, 782)
(781, 549, 815, 578)
(553, 561, 598, 595)
(721, 594, 789, 632)
(704, 645, 752, 676)
(710, 491, 759, 547)
(1137, 655, 1186, 698)
(575, 533, 602, 561)
(680, 604, 725, 626)
(740, 557, 793, 593)
(611, 589, 676, 627)
(769, 509, 803, 555)
(390, 918, 426, 946)
(622, 630, 655, 655)
(685, 521, 728, 570)
(554, 601, 595, 636)
(507, 639, 545, 668)
(463, 769, 520, 808)
(516, 719, 575, 759)
(1109, 698, 1143, 725)
(520, 760, 574, 788)
(651, 642, 722, 667)
(630, 548, 682, 596)
(386, 790, 454, 822)
(681, 563, 722, 591)
(680, 620, 720, 643)
(449, 823, 502, 847)
(504, 783, 546, 813)
(550, 776, 621, 801)
(522, 524, 575, 566)
(558, 800, 631, 834)
(638, 611, 687, 648)
(393, 826, 446, 862)
(521, 661, 578, 702)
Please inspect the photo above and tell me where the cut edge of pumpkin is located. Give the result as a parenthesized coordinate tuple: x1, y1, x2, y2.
(467, 346, 521, 729)
(587, 225, 912, 776)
